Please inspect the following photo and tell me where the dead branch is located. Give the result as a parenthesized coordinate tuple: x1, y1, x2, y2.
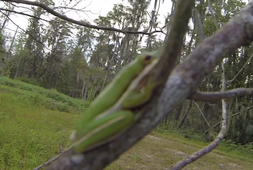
(194, 8, 205, 41)
(193, 101, 214, 133)
(192, 88, 253, 101)
(177, 100, 192, 128)
(171, 54, 228, 170)
(205, 105, 253, 134)
(227, 53, 253, 85)
(0, 11, 49, 51)
(0, 7, 50, 22)
(158, 0, 253, 118)
(158, 0, 253, 168)
(34, 148, 71, 170)
(2, 0, 162, 35)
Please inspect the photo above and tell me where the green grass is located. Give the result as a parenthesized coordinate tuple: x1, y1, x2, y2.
(0, 77, 88, 112)
(1, 76, 253, 170)
(106, 132, 253, 170)
(156, 128, 253, 162)
(0, 77, 86, 169)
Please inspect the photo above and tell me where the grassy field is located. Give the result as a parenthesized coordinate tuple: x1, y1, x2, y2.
(0, 77, 86, 169)
(106, 133, 253, 170)
(0, 77, 252, 170)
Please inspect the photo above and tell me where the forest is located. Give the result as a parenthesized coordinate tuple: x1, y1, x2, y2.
(0, 0, 253, 169)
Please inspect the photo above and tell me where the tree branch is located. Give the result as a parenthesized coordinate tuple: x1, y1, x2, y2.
(158, 1, 253, 168)
(0, 7, 50, 22)
(177, 100, 192, 128)
(171, 101, 227, 170)
(193, 101, 214, 133)
(0, 11, 49, 51)
(192, 88, 253, 101)
(153, 0, 194, 82)
(205, 105, 253, 134)
(2, 0, 162, 35)
(34, 148, 71, 170)
(194, 8, 205, 41)
(171, 50, 228, 170)
(158, 0, 253, 116)
(227, 53, 253, 85)
(46, 0, 195, 170)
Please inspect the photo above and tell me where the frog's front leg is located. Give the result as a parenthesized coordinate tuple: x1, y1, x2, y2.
(123, 79, 157, 109)
(73, 110, 134, 152)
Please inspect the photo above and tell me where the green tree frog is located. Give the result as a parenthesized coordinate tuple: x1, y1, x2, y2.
(71, 51, 160, 152)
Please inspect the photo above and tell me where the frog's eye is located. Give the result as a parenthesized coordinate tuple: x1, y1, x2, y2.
(142, 54, 153, 65)
(145, 55, 152, 61)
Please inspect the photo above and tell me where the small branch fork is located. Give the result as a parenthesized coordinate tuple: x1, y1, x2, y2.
(168, 1, 251, 167)
(171, 61, 228, 170)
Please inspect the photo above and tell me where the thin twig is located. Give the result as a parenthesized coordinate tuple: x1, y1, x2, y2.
(208, 0, 219, 29)
(178, 100, 193, 128)
(205, 105, 253, 134)
(0, 7, 50, 22)
(227, 53, 253, 85)
(34, 147, 72, 170)
(194, 8, 205, 41)
(193, 101, 214, 133)
(0, 11, 49, 51)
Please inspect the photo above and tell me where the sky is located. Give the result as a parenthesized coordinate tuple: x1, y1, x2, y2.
(1, 0, 172, 39)
(2, 0, 124, 33)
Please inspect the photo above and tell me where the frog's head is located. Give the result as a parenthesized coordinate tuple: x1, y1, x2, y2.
(138, 51, 160, 66)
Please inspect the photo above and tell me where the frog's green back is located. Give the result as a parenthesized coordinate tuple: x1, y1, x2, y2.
(74, 52, 159, 140)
